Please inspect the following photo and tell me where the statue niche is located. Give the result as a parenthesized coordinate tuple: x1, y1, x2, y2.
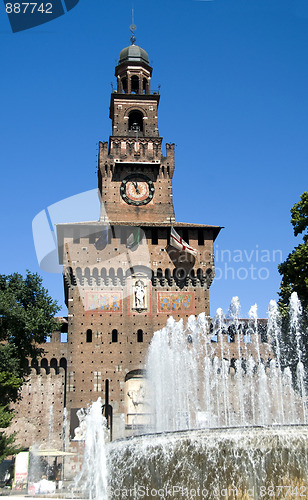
(132, 279, 147, 312)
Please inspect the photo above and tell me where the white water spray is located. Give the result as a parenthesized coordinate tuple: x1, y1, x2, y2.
(74, 398, 108, 500)
(146, 296, 307, 432)
(290, 292, 307, 422)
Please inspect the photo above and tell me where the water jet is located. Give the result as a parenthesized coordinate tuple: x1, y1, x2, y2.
(76, 294, 308, 499)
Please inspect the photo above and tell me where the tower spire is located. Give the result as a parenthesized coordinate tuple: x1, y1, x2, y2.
(130, 9, 136, 45)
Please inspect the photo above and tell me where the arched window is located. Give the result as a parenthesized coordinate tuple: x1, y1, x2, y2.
(143, 78, 148, 94)
(60, 358, 67, 370)
(175, 268, 186, 280)
(86, 329, 92, 343)
(112, 329, 118, 343)
(41, 358, 48, 371)
(121, 77, 127, 93)
(165, 268, 171, 280)
(137, 329, 143, 343)
(117, 268, 124, 280)
(189, 269, 195, 278)
(131, 75, 139, 93)
(197, 269, 203, 280)
(128, 110, 143, 132)
(50, 358, 58, 372)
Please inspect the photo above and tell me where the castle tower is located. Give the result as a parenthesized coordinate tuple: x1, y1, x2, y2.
(99, 37, 174, 224)
(56, 34, 221, 441)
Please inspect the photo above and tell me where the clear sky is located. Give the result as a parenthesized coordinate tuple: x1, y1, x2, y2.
(1, 0, 307, 319)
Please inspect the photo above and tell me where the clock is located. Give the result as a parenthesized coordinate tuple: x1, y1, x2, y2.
(120, 174, 155, 205)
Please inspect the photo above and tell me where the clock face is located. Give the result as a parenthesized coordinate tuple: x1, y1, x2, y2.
(120, 174, 155, 205)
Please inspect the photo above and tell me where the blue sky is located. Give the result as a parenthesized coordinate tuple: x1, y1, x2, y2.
(0, 0, 307, 318)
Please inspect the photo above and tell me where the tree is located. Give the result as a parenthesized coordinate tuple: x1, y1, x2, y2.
(0, 271, 59, 460)
(277, 192, 308, 380)
(278, 191, 308, 316)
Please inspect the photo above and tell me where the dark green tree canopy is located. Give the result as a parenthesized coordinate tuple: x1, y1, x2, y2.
(0, 271, 59, 460)
(290, 191, 308, 241)
(278, 192, 308, 315)
(0, 271, 59, 377)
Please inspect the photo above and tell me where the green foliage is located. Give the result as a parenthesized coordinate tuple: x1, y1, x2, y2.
(278, 192, 308, 315)
(0, 271, 59, 374)
(277, 192, 308, 381)
(0, 271, 59, 461)
(0, 368, 23, 422)
(290, 191, 308, 240)
(0, 432, 20, 463)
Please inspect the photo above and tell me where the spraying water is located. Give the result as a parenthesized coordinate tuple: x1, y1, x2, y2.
(146, 295, 307, 432)
(74, 398, 108, 500)
(289, 292, 307, 422)
(77, 295, 307, 497)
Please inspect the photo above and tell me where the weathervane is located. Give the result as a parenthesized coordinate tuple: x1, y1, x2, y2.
(130, 7, 136, 45)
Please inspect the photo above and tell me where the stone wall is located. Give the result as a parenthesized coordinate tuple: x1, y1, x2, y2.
(8, 367, 65, 451)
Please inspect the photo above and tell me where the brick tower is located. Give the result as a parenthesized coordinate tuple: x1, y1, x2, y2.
(56, 34, 221, 441)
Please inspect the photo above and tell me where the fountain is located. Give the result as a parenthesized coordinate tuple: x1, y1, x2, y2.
(77, 294, 308, 498)
(145, 294, 306, 431)
(73, 398, 109, 500)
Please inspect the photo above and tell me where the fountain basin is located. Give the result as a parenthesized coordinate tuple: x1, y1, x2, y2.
(109, 425, 308, 499)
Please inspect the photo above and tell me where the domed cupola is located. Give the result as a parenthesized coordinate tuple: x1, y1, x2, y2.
(119, 44, 149, 65)
(115, 26, 152, 95)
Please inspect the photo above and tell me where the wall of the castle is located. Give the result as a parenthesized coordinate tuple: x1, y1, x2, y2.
(64, 280, 272, 440)
(7, 367, 65, 451)
(58, 222, 220, 440)
(61, 225, 215, 284)
(4, 315, 273, 463)
(64, 287, 212, 440)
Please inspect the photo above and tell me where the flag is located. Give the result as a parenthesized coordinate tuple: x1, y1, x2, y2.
(170, 226, 197, 257)
(126, 227, 141, 250)
(94, 226, 109, 250)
